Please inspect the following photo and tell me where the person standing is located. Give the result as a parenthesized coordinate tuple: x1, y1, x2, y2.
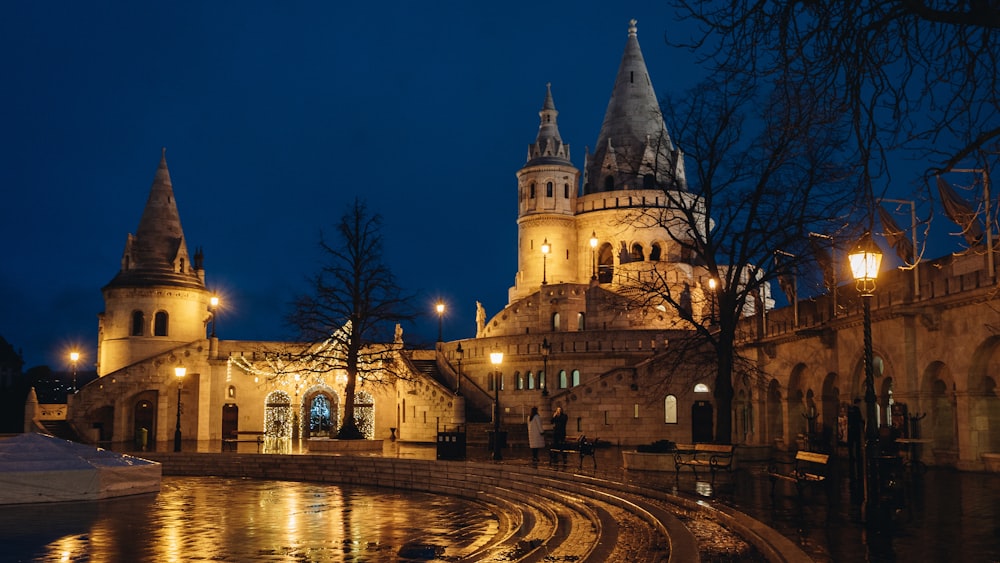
(551, 406, 569, 463)
(527, 406, 545, 463)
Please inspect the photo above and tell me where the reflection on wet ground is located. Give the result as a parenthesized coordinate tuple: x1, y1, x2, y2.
(0, 477, 499, 562)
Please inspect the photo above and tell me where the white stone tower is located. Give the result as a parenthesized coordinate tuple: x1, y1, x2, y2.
(510, 84, 581, 301)
(96, 150, 213, 376)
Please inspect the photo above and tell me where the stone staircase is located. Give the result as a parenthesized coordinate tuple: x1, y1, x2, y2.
(40, 420, 83, 443)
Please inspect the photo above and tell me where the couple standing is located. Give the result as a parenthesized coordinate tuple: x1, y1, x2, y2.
(528, 406, 568, 462)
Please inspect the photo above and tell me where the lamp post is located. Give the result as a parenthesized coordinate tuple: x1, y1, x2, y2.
(293, 373, 301, 443)
(589, 232, 598, 281)
(541, 238, 551, 285)
(209, 295, 219, 338)
(707, 278, 717, 324)
(436, 301, 445, 342)
(541, 338, 551, 396)
(69, 351, 80, 393)
(491, 351, 504, 461)
(455, 343, 464, 394)
(849, 232, 883, 520)
(173, 366, 186, 452)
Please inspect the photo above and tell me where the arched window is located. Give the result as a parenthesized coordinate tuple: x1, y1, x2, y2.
(551, 312, 560, 331)
(650, 243, 662, 261)
(530, 183, 536, 198)
(559, 370, 568, 389)
(539, 371, 546, 392)
(131, 311, 145, 336)
(154, 311, 168, 336)
(571, 370, 581, 386)
(546, 182, 553, 197)
(564, 183, 569, 198)
(527, 372, 535, 390)
(604, 175, 614, 191)
(516, 371, 524, 390)
(694, 383, 710, 393)
(630, 243, 644, 261)
(664, 395, 678, 424)
(488, 373, 496, 391)
(577, 312, 585, 331)
(227, 385, 236, 398)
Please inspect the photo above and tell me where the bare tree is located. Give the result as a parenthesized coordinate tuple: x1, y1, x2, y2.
(669, 1, 1000, 213)
(619, 73, 861, 444)
(288, 198, 416, 439)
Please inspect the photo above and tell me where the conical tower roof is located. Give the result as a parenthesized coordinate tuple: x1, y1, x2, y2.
(584, 20, 685, 194)
(525, 83, 571, 166)
(104, 149, 205, 290)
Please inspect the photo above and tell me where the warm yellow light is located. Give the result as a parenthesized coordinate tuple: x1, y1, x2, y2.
(708, 278, 717, 291)
(436, 302, 445, 315)
(69, 351, 80, 363)
(849, 232, 882, 294)
(589, 232, 597, 249)
(210, 295, 219, 308)
(490, 351, 504, 366)
(175, 367, 186, 378)
(541, 239, 550, 255)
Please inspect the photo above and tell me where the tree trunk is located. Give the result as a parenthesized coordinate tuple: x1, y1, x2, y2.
(337, 344, 363, 439)
(714, 333, 736, 444)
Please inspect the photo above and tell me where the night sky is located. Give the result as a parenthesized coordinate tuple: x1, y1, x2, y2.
(0, 2, 965, 371)
(1, 2, 699, 369)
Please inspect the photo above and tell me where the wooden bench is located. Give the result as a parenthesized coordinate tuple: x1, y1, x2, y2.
(222, 430, 265, 452)
(549, 435, 598, 469)
(766, 451, 829, 496)
(673, 443, 736, 478)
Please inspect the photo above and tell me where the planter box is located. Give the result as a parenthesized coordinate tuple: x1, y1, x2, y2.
(622, 450, 675, 472)
(306, 438, 383, 454)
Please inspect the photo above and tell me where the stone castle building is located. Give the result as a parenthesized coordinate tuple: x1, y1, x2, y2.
(63, 21, 999, 472)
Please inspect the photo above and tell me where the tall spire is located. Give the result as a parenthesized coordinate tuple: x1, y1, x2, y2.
(584, 20, 685, 194)
(105, 149, 205, 290)
(526, 83, 571, 165)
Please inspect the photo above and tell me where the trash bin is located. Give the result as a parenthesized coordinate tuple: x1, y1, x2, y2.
(136, 427, 148, 452)
(436, 431, 467, 460)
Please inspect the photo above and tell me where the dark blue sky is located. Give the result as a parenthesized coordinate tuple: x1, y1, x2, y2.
(0, 3, 972, 371)
(1, 2, 701, 369)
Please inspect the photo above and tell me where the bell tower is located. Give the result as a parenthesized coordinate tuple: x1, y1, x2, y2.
(96, 150, 213, 376)
(511, 84, 581, 302)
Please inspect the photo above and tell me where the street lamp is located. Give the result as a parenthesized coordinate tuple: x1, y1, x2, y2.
(173, 366, 186, 452)
(848, 231, 883, 519)
(541, 338, 551, 396)
(455, 343, 464, 394)
(436, 301, 445, 342)
(541, 238, 551, 285)
(491, 351, 504, 461)
(589, 232, 598, 281)
(209, 295, 219, 338)
(69, 351, 80, 393)
(707, 278, 717, 324)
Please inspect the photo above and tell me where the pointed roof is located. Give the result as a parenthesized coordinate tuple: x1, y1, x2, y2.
(104, 149, 205, 290)
(584, 20, 684, 194)
(525, 83, 572, 166)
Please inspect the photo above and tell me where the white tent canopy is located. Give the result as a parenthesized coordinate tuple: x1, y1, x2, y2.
(0, 433, 161, 504)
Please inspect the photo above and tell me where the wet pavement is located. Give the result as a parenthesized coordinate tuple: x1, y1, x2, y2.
(0, 476, 500, 562)
(2, 440, 999, 562)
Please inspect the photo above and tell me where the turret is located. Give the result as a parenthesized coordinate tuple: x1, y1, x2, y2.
(511, 84, 581, 302)
(96, 150, 213, 375)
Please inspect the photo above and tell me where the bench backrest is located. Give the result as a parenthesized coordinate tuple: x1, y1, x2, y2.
(795, 451, 829, 465)
(695, 443, 734, 454)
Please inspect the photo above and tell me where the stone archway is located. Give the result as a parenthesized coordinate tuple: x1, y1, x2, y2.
(264, 390, 292, 453)
(304, 388, 340, 439)
(968, 337, 1000, 461)
(821, 372, 841, 451)
(786, 364, 808, 442)
(133, 397, 155, 452)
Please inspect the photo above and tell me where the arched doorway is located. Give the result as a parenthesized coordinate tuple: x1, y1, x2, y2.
(307, 392, 339, 439)
(222, 403, 238, 441)
(691, 401, 713, 442)
(355, 390, 375, 439)
(264, 390, 292, 453)
(133, 399, 155, 452)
